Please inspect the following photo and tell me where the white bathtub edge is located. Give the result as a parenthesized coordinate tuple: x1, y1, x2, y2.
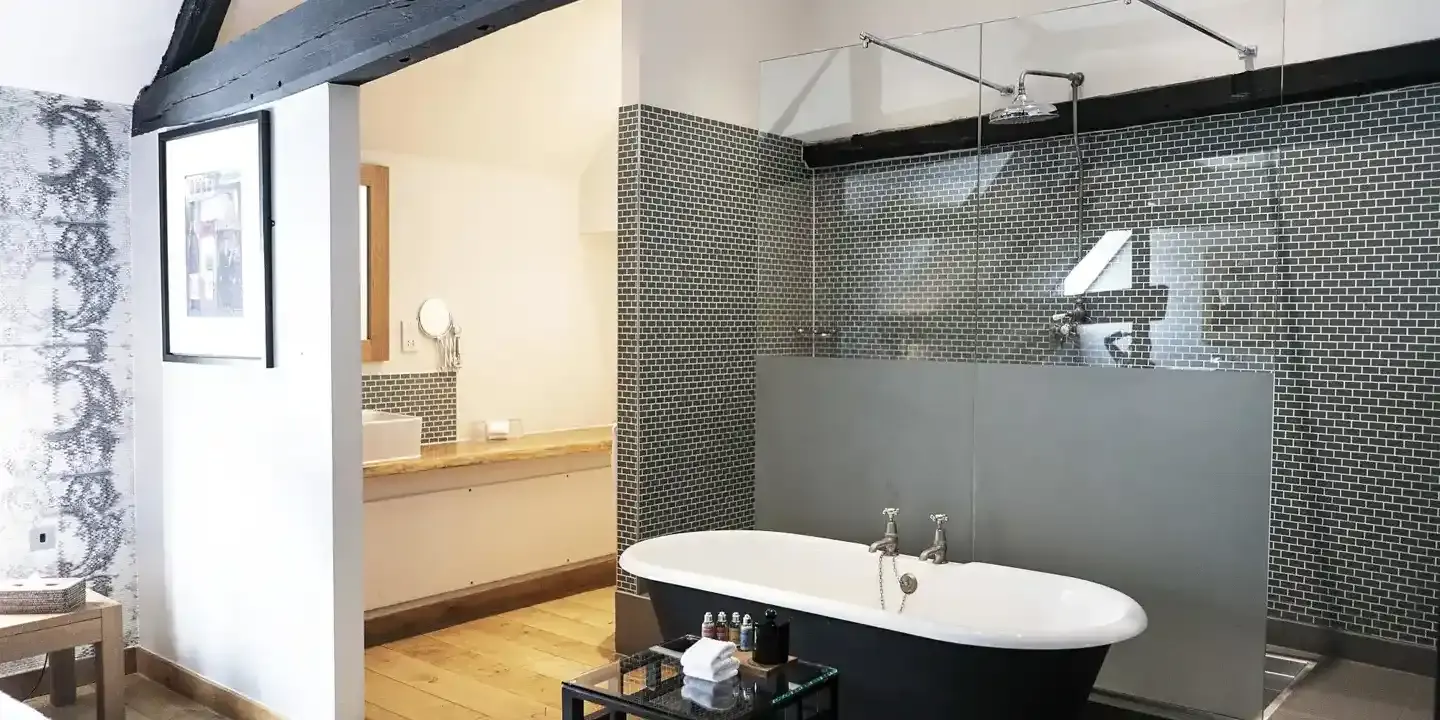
(620, 533, 1148, 651)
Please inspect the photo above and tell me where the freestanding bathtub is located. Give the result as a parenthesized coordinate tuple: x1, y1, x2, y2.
(620, 530, 1147, 720)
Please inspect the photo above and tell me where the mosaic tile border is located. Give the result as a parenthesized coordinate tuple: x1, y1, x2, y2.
(361, 371, 458, 445)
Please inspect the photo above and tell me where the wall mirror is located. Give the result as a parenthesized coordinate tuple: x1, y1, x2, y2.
(361, 163, 390, 362)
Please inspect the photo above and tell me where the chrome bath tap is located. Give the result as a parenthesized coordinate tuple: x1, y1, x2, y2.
(868, 508, 900, 556)
(919, 514, 949, 564)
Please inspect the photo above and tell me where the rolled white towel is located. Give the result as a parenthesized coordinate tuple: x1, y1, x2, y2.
(681, 675, 740, 711)
(683, 656, 739, 683)
(680, 637, 736, 674)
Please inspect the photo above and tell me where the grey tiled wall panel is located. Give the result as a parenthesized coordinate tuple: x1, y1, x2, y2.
(621, 85, 1437, 645)
(811, 85, 1440, 645)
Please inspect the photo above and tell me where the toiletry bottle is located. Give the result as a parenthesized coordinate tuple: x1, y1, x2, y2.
(701, 612, 715, 640)
(716, 612, 728, 641)
(753, 608, 785, 664)
(729, 613, 741, 643)
(739, 614, 755, 651)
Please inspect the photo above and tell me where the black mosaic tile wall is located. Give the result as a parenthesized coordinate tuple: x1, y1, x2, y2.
(810, 85, 1440, 645)
(614, 105, 809, 593)
(360, 371, 458, 445)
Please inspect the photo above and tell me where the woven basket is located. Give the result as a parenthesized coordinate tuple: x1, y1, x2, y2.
(0, 578, 86, 614)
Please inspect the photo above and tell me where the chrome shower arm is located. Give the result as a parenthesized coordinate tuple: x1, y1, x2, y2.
(1021, 69, 1085, 85)
(1125, 0, 1258, 68)
(860, 32, 1015, 96)
(1016, 69, 1085, 94)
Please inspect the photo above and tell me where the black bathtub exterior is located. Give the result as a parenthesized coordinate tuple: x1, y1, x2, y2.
(649, 580, 1111, 720)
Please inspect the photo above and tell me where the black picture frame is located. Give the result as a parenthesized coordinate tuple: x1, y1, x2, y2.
(158, 110, 275, 367)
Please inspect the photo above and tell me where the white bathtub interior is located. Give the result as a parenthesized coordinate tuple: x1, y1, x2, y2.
(620, 530, 1147, 651)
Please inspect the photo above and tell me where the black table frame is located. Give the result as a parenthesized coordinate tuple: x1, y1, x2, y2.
(561, 668, 839, 720)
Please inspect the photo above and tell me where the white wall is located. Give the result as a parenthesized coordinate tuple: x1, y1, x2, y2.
(358, 151, 618, 435)
(132, 84, 363, 720)
(763, 0, 1286, 140)
(0, 0, 181, 102)
(586, 0, 1440, 141)
(360, 0, 619, 436)
(623, 0, 811, 128)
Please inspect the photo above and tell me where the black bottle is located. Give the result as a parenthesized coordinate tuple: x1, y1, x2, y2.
(752, 608, 790, 665)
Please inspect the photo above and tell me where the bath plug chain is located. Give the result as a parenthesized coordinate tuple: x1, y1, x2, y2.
(878, 555, 912, 614)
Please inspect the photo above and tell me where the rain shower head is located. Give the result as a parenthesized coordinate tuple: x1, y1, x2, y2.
(986, 70, 1084, 125)
(988, 92, 1059, 125)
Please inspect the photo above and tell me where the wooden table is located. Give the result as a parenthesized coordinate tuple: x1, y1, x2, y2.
(0, 590, 123, 719)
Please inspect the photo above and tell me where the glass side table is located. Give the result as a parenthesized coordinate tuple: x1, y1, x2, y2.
(562, 636, 839, 720)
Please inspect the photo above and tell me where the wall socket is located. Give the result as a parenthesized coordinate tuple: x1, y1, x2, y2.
(401, 320, 419, 353)
(30, 523, 56, 551)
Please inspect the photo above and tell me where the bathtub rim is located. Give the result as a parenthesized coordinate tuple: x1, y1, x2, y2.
(620, 529, 1148, 651)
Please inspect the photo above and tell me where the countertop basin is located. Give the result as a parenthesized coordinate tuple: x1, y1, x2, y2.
(363, 410, 422, 465)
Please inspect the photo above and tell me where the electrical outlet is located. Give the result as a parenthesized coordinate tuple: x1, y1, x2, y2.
(30, 523, 56, 551)
(402, 320, 419, 353)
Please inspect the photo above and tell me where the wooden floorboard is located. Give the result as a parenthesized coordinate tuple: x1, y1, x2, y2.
(529, 596, 615, 630)
(27, 675, 227, 720)
(565, 588, 616, 613)
(367, 585, 618, 720)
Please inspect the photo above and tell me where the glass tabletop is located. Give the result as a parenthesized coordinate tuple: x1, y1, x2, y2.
(564, 636, 837, 720)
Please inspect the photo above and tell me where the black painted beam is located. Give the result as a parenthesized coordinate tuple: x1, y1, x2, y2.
(153, 0, 234, 80)
(134, 0, 578, 136)
(805, 37, 1440, 168)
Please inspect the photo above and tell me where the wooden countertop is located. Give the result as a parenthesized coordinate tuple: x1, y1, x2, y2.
(363, 426, 612, 478)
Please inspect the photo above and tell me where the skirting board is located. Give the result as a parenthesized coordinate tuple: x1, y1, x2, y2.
(0, 647, 137, 700)
(136, 647, 281, 720)
(364, 555, 616, 647)
(1268, 619, 1435, 676)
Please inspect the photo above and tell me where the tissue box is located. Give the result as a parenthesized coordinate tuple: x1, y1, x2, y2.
(0, 578, 86, 614)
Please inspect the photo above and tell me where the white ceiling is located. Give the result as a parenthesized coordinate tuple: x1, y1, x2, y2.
(0, 0, 183, 104)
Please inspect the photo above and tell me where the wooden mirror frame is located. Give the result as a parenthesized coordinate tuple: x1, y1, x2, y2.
(361, 163, 391, 362)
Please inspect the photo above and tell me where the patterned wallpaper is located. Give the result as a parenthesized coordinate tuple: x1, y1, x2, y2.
(0, 85, 136, 665)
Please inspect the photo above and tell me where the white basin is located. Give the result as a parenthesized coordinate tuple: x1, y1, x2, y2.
(362, 410, 422, 465)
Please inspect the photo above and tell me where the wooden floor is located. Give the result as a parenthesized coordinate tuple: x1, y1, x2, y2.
(365, 586, 617, 719)
(25, 587, 617, 720)
(27, 675, 228, 720)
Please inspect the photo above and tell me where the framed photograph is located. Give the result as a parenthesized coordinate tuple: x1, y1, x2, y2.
(159, 110, 274, 366)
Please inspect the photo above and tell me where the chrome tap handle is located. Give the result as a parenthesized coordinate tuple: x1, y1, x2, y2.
(930, 513, 948, 526)
(880, 508, 900, 545)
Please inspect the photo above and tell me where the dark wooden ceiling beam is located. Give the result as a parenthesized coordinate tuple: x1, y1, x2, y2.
(153, 0, 234, 80)
(134, 0, 577, 136)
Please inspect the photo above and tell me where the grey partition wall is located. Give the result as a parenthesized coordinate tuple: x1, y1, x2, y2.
(972, 364, 1272, 720)
(755, 357, 976, 558)
(756, 357, 1273, 719)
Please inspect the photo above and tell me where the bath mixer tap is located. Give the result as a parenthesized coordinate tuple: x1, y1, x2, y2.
(868, 508, 900, 556)
(919, 514, 949, 564)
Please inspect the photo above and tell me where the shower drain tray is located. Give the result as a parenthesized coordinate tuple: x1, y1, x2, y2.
(1087, 648, 1317, 720)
